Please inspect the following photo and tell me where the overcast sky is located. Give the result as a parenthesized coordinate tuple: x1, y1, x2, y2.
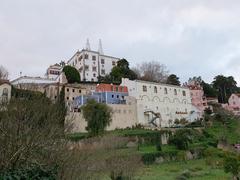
(1, 0, 240, 84)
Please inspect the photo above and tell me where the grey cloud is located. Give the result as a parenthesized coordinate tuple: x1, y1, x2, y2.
(1, 0, 240, 85)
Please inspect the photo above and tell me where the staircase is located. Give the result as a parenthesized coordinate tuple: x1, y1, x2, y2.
(144, 110, 162, 127)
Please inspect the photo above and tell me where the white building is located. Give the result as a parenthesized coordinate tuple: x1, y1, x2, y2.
(46, 63, 62, 80)
(121, 78, 192, 127)
(66, 39, 119, 82)
(11, 76, 57, 93)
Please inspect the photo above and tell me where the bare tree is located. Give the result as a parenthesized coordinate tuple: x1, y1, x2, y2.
(133, 61, 169, 83)
(0, 65, 9, 80)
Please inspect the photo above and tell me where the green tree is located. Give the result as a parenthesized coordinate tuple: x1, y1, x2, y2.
(63, 65, 80, 83)
(101, 59, 137, 83)
(201, 81, 218, 98)
(57, 85, 67, 130)
(212, 75, 238, 103)
(81, 100, 112, 136)
(166, 74, 181, 86)
(224, 154, 240, 180)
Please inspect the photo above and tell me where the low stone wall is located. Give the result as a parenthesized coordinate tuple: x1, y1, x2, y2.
(66, 101, 138, 132)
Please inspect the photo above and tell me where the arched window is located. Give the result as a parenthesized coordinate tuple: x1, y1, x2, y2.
(174, 89, 177, 95)
(2, 88, 8, 102)
(2, 88, 8, 96)
(182, 90, 186, 96)
(154, 86, 157, 93)
(164, 88, 168, 94)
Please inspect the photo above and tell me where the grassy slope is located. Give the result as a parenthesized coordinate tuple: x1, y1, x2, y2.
(138, 159, 231, 180)
(205, 118, 240, 144)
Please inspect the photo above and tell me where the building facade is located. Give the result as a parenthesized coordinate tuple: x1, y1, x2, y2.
(0, 80, 11, 103)
(67, 96, 138, 132)
(44, 83, 87, 110)
(121, 78, 192, 127)
(187, 81, 208, 118)
(11, 76, 57, 93)
(73, 83, 129, 107)
(66, 40, 119, 82)
(224, 93, 240, 115)
(46, 64, 62, 80)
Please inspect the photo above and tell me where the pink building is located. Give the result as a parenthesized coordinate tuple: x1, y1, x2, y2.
(226, 93, 240, 115)
(187, 82, 208, 117)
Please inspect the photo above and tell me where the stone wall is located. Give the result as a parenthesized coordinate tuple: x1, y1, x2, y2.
(66, 96, 138, 132)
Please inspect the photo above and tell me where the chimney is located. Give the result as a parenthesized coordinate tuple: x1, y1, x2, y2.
(86, 38, 91, 50)
(98, 39, 104, 54)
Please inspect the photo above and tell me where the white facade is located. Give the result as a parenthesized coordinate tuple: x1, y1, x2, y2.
(121, 78, 192, 127)
(11, 76, 57, 93)
(67, 41, 119, 82)
(46, 64, 62, 80)
(11, 76, 57, 85)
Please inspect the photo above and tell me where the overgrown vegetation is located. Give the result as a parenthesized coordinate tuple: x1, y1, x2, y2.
(81, 99, 113, 136)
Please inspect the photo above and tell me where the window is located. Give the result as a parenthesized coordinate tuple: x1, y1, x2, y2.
(92, 66, 97, 71)
(164, 88, 168, 94)
(54, 96, 57, 99)
(66, 97, 69, 100)
(2, 88, 8, 101)
(72, 89, 75, 92)
(101, 69, 105, 75)
(91, 78, 94, 81)
(101, 59, 105, 64)
(85, 65, 89, 71)
(182, 91, 186, 96)
(66, 88, 69, 92)
(93, 73, 96, 77)
(117, 95, 119, 98)
(79, 55, 82, 61)
(92, 55, 96, 60)
(120, 86, 124, 92)
(72, 97, 75, 100)
(84, 54, 88, 59)
(112, 94, 114, 98)
(143, 85, 147, 92)
(174, 89, 177, 95)
(79, 90, 81, 93)
(154, 86, 157, 93)
(112, 61, 116, 66)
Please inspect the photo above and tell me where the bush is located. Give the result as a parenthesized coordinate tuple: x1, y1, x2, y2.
(141, 152, 162, 165)
(81, 99, 112, 136)
(0, 165, 57, 180)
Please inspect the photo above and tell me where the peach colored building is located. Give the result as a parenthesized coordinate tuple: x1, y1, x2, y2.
(186, 81, 208, 118)
(96, 83, 128, 93)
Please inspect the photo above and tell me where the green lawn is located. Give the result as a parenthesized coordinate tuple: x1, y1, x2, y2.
(138, 159, 231, 180)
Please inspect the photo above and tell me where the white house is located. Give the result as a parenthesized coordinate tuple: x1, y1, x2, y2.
(46, 64, 62, 80)
(121, 78, 192, 127)
(66, 39, 119, 82)
(11, 76, 57, 93)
